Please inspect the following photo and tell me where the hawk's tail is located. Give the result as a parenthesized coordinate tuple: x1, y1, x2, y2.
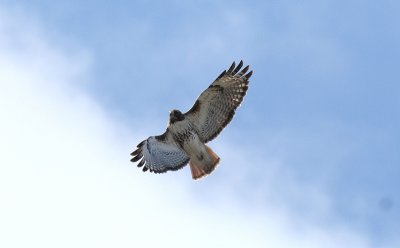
(189, 145, 220, 180)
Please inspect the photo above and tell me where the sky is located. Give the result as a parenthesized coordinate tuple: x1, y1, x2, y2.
(0, 1, 399, 247)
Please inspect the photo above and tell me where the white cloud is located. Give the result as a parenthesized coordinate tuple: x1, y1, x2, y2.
(0, 5, 397, 248)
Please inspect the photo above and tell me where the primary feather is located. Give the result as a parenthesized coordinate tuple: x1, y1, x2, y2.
(185, 60, 252, 142)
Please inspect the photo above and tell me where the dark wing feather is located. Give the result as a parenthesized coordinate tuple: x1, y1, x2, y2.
(185, 60, 252, 142)
(130, 130, 189, 173)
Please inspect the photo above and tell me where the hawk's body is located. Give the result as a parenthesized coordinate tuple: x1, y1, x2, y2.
(131, 60, 253, 179)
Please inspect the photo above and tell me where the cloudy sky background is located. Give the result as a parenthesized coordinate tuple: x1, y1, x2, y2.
(1, 1, 399, 247)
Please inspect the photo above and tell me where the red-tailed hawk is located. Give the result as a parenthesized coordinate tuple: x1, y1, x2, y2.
(130, 61, 253, 180)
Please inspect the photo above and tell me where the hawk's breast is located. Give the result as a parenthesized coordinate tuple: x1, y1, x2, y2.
(172, 122, 197, 149)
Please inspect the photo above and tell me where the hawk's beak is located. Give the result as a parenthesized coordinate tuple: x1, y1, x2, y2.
(169, 111, 176, 123)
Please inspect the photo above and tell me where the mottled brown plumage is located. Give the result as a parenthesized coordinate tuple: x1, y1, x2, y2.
(130, 60, 253, 179)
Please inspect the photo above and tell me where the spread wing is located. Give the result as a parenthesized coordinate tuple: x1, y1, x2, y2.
(130, 131, 189, 173)
(184, 60, 252, 143)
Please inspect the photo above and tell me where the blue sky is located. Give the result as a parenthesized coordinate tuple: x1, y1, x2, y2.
(1, 1, 399, 247)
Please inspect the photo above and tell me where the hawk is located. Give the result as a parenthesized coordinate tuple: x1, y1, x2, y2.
(130, 60, 253, 180)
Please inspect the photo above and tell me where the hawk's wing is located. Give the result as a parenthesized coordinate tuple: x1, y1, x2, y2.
(130, 131, 189, 173)
(184, 60, 252, 143)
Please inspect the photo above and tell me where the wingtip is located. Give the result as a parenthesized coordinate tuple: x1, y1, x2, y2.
(130, 153, 142, 162)
(245, 70, 253, 79)
(137, 159, 145, 168)
(232, 60, 244, 74)
(227, 61, 236, 73)
(216, 70, 226, 80)
(130, 148, 140, 156)
(137, 140, 145, 148)
(237, 65, 250, 77)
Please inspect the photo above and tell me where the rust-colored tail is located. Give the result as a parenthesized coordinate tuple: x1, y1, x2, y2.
(189, 145, 220, 180)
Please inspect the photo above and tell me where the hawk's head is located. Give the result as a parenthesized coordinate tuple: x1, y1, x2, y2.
(169, 109, 185, 124)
